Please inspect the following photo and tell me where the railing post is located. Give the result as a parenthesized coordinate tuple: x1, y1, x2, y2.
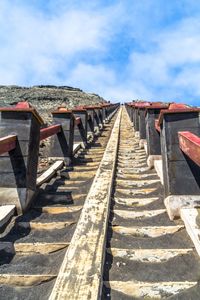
(130, 105, 135, 123)
(72, 108, 88, 147)
(85, 107, 95, 137)
(94, 107, 103, 130)
(50, 107, 75, 164)
(135, 102, 151, 148)
(101, 105, 107, 122)
(133, 107, 139, 135)
(145, 104, 169, 167)
(85, 106, 101, 134)
(98, 107, 104, 129)
(159, 109, 200, 198)
(0, 102, 43, 214)
(138, 108, 147, 140)
(126, 104, 134, 123)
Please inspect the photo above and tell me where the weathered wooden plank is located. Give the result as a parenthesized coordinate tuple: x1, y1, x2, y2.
(36, 160, 64, 187)
(40, 124, 61, 141)
(49, 108, 121, 300)
(0, 274, 56, 286)
(105, 281, 197, 299)
(0, 205, 15, 233)
(73, 143, 81, 155)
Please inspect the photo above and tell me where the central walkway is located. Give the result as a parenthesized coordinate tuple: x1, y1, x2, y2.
(102, 107, 200, 299)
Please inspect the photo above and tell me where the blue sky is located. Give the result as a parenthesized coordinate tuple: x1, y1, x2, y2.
(0, 0, 200, 105)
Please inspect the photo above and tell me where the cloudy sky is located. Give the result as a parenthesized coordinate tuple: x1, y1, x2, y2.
(0, 0, 200, 105)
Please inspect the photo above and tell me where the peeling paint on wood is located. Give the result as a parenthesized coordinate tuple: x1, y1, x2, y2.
(114, 197, 159, 207)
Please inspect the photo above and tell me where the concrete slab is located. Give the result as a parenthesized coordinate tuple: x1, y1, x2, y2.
(164, 195, 200, 220)
(181, 208, 200, 257)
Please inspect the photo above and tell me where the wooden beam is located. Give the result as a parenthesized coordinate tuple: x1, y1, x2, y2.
(0, 135, 17, 155)
(178, 131, 200, 167)
(49, 108, 121, 300)
(40, 124, 61, 141)
(36, 160, 64, 186)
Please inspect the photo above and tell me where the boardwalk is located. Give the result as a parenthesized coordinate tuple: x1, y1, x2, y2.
(0, 103, 199, 299)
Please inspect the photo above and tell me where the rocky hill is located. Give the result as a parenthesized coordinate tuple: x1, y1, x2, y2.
(0, 85, 108, 123)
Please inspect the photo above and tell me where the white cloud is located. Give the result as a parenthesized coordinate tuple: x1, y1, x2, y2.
(67, 63, 115, 88)
(122, 16, 200, 104)
(0, 1, 200, 106)
(0, 0, 116, 84)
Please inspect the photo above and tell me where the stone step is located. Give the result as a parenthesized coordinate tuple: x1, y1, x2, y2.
(0, 274, 56, 287)
(115, 179, 160, 188)
(103, 281, 197, 299)
(17, 220, 75, 230)
(115, 187, 158, 197)
(107, 247, 193, 263)
(113, 209, 166, 220)
(14, 242, 69, 254)
(33, 206, 82, 214)
(111, 225, 184, 238)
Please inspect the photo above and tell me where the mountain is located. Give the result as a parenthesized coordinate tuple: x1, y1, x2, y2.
(0, 85, 108, 123)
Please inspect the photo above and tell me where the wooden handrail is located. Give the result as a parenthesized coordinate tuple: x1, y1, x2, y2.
(0, 135, 17, 155)
(178, 131, 200, 167)
(40, 124, 61, 141)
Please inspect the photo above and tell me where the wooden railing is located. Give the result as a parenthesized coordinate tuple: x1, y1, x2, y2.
(178, 131, 200, 167)
(0, 101, 119, 214)
(125, 101, 200, 201)
(40, 124, 61, 141)
(0, 135, 17, 155)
